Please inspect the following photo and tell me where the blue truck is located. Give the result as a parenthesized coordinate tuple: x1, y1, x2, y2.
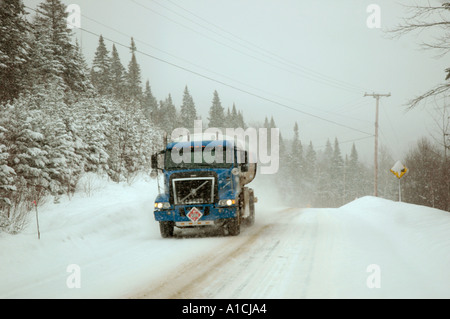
(151, 137, 257, 237)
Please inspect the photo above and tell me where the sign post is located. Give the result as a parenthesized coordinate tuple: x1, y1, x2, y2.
(390, 161, 408, 202)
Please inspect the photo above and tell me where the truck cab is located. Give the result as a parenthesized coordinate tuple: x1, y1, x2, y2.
(151, 138, 256, 237)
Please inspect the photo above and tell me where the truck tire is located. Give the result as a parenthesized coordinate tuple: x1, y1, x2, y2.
(227, 216, 240, 236)
(159, 221, 174, 238)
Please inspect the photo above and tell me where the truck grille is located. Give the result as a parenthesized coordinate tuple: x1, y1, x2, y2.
(172, 177, 215, 205)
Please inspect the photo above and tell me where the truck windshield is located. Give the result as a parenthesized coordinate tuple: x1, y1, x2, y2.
(165, 146, 234, 170)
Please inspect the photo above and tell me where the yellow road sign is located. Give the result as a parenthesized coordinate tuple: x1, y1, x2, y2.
(390, 160, 408, 179)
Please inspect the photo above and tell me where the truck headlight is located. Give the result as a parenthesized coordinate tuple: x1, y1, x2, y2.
(154, 202, 170, 209)
(218, 199, 236, 206)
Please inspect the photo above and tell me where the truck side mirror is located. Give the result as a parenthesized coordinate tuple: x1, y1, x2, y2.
(240, 150, 249, 172)
(151, 154, 158, 169)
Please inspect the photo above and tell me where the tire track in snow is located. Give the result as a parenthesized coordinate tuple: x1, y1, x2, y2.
(132, 207, 330, 299)
(133, 222, 272, 299)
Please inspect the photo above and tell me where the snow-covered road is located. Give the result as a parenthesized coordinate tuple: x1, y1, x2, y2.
(134, 202, 450, 299)
(1, 175, 449, 299)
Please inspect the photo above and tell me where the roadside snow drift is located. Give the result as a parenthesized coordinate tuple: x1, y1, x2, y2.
(0, 175, 449, 298)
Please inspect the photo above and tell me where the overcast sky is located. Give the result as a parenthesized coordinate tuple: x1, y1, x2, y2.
(25, 0, 450, 162)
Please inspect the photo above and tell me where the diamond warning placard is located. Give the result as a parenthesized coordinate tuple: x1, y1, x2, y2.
(390, 160, 408, 179)
(186, 207, 203, 223)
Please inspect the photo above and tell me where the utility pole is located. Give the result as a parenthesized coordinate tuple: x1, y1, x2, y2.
(364, 92, 391, 197)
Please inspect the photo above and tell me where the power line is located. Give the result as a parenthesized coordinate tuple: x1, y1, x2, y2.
(315, 135, 374, 151)
(155, 0, 368, 93)
(23, 4, 374, 137)
(162, 0, 370, 94)
(79, 10, 373, 121)
(80, 13, 314, 107)
(130, 0, 367, 94)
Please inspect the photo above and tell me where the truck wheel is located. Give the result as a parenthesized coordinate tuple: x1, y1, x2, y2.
(159, 221, 174, 238)
(227, 216, 240, 236)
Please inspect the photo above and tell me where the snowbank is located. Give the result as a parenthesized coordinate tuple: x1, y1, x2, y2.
(335, 196, 450, 298)
(0, 173, 161, 298)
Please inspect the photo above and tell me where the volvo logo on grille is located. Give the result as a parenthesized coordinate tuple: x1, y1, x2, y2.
(187, 207, 203, 223)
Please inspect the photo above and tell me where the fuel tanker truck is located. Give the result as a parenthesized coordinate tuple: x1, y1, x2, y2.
(151, 133, 257, 237)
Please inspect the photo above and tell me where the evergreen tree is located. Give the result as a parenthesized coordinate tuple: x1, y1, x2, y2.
(142, 80, 158, 122)
(0, 123, 16, 220)
(331, 138, 344, 206)
(276, 131, 288, 188)
(208, 90, 225, 128)
(345, 143, 361, 202)
(230, 103, 239, 128)
(180, 86, 197, 127)
(237, 110, 245, 129)
(126, 37, 142, 101)
(29, 13, 66, 93)
(225, 107, 231, 128)
(404, 137, 443, 208)
(32, 0, 88, 98)
(110, 44, 127, 100)
(288, 122, 304, 205)
(303, 141, 317, 205)
(69, 40, 94, 99)
(263, 116, 269, 129)
(158, 94, 178, 134)
(315, 139, 333, 207)
(0, 0, 31, 103)
(91, 35, 111, 96)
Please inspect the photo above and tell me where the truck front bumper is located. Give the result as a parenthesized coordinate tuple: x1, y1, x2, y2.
(154, 204, 237, 226)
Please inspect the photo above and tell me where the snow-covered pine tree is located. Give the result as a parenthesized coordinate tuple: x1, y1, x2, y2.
(91, 35, 112, 96)
(208, 90, 225, 128)
(142, 80, 158, 122)
(126, 37, 142, 102)
(230, 103, 239, 128)
(263, 117, 269, 129)
(32, 0, 88, 99)
(303, 141, 317, 205)
(110, 44, 127, 101)
(28, 14, 66, 95)
(331, 137, 344, 206)
(0, 0, 31, 104)
(315, 139, 333, 207)
(65, 40, 94, 101)
(180, 86, 197, 128)
(345, 143, 364, 202)
(160, 94, 178, 134)
(237, 110, 245, 129)
(0, 121, 16, 224)
(74, 97, 110, 174)
(275, 130, 288, 194)
(3, 95, 50, 222)
(225, 107, 232, 128)
(287, 122, 304, 205)
(69, 40, 94, 99)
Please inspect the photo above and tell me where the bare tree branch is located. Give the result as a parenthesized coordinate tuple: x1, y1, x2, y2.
(388, 2, 450, 109)
(407, 83, 450, 109)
